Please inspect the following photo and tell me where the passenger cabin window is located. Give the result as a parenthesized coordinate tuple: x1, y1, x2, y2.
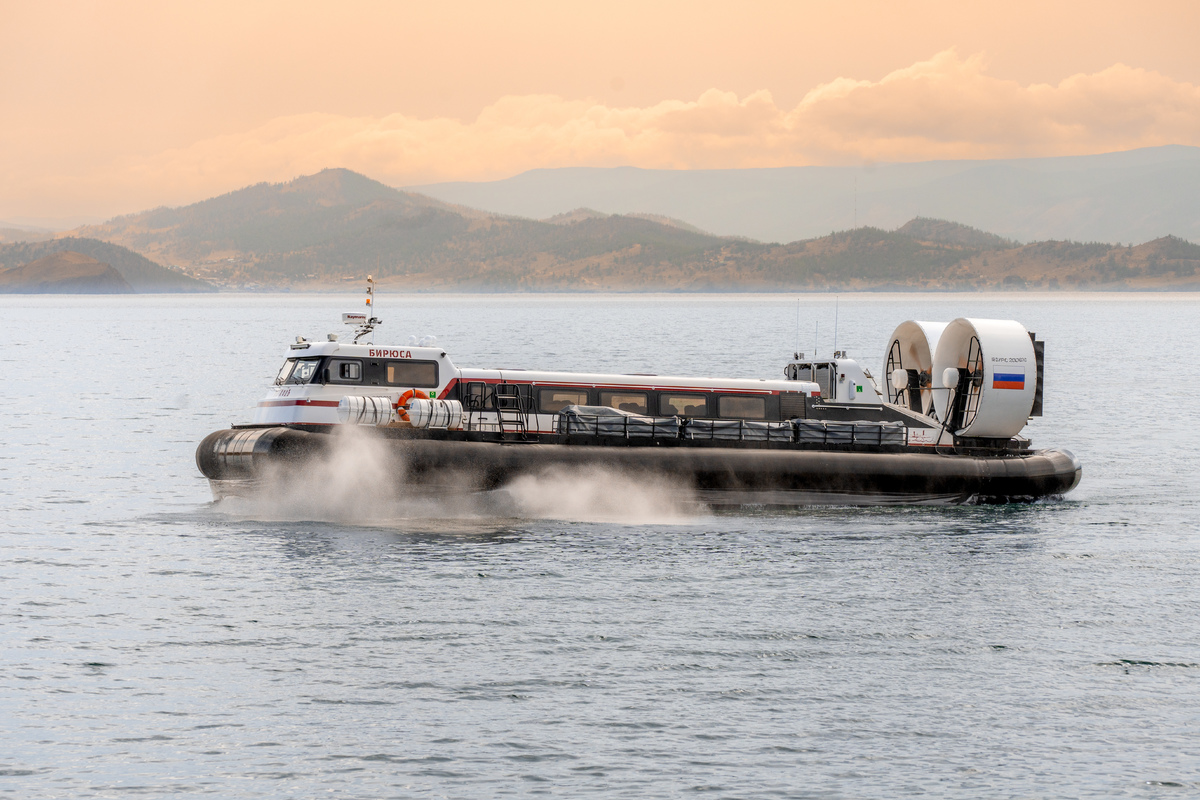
(327, 358, 362, 383)
(599, 391, 647, 414)
(285, 358, 321, 384)
(539, 388, 589, 413)
(385, 360, 438, 387)
(274, 359, 296, 385)
(718, 395, 767, 419)
(660, 393, 707, 417)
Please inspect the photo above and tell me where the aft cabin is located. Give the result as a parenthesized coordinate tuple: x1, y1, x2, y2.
(784, 352, 882, 405)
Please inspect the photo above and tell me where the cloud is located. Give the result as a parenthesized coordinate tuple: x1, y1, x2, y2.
(784, 50, 1200, 162)
(8, 49, 1200, 217)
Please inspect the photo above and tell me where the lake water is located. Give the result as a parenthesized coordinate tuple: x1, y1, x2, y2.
(2, 292, 1199, 798)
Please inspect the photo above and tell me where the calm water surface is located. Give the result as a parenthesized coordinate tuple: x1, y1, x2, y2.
(2, 293, 1198, 798)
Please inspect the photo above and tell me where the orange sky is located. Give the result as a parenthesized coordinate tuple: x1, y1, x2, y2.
(3, 0, 1199, 224)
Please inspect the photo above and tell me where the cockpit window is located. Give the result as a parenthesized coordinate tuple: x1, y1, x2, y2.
(285, 358, 322, 384)
(274, 359, 296, 385)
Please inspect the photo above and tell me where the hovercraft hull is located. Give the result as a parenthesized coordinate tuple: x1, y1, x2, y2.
(196, 426, 1082, 507)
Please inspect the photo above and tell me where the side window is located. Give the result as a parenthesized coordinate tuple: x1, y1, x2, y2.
(462, 382, 490, 411)
(495, 383, 531, 410)
(385, 360, 439, 387)
(659, 393, 707, 417)
(327, 358, 362, 383)
(599, 391, 647, 414)
(814, 364, 833, 398)
(539, 388, 589, 413)
(718, 395, 767, 419)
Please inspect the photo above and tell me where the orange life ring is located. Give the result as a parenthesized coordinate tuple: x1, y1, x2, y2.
(395, 390, 421, 422)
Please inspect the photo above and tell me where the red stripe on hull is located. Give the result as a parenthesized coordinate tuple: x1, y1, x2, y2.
(459, 377, 780, 394)
(257, 399, 342, 408)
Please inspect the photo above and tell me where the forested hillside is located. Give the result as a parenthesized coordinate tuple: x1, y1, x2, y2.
(60, 168, 1200, 291)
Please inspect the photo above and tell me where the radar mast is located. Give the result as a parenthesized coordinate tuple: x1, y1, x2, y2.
(344, 275, 382, 344)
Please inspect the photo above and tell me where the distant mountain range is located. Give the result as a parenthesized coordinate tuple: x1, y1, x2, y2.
(0, 222, 57, 244)
(0, 238, 214, 292)
(410, 145, 1200, 246)
(0, 251, 133, 293)
(57, 168, 1200, 290)
(3, 150, 1198, 292)
(74, 169, 747, 288)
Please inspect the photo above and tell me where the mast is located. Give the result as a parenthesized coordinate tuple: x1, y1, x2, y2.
(348, 275, 382, 344)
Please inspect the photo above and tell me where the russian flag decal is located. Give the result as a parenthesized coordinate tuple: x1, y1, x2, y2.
(992, 372, 1025, 390)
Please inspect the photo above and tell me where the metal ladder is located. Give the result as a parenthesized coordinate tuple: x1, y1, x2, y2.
(494, 384, 530, 439)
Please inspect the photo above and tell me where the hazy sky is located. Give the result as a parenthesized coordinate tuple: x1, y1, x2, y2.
(3, 0, 1199, 224)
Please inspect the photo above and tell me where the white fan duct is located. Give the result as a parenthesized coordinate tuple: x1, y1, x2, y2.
(932, 318, 1037, 438)
(882, 320, 947, 415)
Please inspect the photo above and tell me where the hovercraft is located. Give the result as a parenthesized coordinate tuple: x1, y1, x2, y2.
(196, 280, 1081, 506)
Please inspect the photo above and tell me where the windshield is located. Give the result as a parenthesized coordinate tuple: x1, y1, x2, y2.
(285, 358, 322, 385)
(274, 359, 296, 385)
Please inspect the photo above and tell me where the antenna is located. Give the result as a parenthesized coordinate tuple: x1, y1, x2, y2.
(795, 297, 800, 357)
(814, 321, 819, 358)
(833, 295, 839, 355)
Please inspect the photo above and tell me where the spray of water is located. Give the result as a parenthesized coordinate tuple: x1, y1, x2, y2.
(218, 425, 408, 523)
(215, 426, 702, 526)
(498, 466, 701, 524)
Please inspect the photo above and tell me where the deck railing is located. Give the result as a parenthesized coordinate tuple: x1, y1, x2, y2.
(462, 405, 911, 446)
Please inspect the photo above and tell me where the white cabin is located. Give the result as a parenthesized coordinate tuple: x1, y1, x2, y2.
(783, 351, 884, 405)
(254, 337, 822, 432)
